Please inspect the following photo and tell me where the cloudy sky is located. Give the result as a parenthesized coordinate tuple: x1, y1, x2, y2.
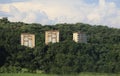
(0, 0, 120, 28)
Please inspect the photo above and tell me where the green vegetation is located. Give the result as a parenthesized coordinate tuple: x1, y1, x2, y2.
(0, 73, 57, 76)
(0, 17, 120, 74)
(0, 73, 120, 76)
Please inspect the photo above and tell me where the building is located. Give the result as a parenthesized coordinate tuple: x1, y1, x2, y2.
(73, 32, 87, 43)
(21, 33, 35, 48)
(45, 30, 59, 44)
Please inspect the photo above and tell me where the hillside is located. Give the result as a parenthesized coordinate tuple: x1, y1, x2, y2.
(0, 18, 120, 74)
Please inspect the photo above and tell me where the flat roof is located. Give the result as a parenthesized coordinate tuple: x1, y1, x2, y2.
(21, 33, 35, 35)
(73, 31, 85, 34)
(45, 30, 59, 32)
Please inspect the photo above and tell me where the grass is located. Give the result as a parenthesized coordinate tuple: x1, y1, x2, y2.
(79, 72, 120, 76)
(0, 73, 57, 76)
(0, 72, 120, 76)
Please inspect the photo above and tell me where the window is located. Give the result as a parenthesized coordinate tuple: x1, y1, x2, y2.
(52, 38, 56, 43)
(29, 39, 32, 47)
(24, 41, 28, 46)
(24, 37, 28, 41)
(48, 37, 52, 42)
(52, 34, 56, 38)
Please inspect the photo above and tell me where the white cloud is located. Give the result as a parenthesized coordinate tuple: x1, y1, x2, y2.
(0, 0, 120, 28)
(0, 0, 31, 4)
(99, 0, 105, 7)
(0, 5, 52, 25)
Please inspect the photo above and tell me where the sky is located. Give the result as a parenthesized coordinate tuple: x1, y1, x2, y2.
(0, 0, 120, 28)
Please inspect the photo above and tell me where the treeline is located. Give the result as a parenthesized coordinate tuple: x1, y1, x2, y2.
(0, 18, 120, 74)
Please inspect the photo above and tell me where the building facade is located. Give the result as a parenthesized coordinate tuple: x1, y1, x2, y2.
(45, 30, 59, 44)
(73, 32, 87, 43)
(21, 33, 35, 48)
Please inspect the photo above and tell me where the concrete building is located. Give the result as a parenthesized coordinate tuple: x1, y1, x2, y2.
(21, 33, 35, 48)
(45, 30, 59, 44)
(73, 32, 87, 43)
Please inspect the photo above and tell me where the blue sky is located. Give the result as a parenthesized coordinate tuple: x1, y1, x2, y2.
(0, 0, 120, 28)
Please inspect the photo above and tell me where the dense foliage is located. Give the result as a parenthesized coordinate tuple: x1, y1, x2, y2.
(0, 18, 120, 74)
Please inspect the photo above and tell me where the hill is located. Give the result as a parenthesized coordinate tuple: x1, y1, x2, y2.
(0, 18, 120, 74)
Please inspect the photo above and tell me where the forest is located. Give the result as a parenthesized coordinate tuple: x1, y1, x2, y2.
(0, 17, 120, 74)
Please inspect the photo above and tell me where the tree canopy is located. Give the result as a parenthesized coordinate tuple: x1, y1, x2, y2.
(0, 18, 120, 74)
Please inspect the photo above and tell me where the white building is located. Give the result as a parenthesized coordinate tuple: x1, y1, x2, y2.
(73, 32, 87, 43)
(45, 30, 59, 45)
(21, 33, 35, 48)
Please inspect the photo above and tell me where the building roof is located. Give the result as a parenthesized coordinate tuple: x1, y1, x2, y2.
(73, 31, 85, 34)
(21, 33, 35, 35)
(45, 30, 59, 32)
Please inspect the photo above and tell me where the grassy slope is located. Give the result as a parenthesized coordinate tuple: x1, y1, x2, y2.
(0, 73, 56, 76)
(0, 73, 120, 76)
